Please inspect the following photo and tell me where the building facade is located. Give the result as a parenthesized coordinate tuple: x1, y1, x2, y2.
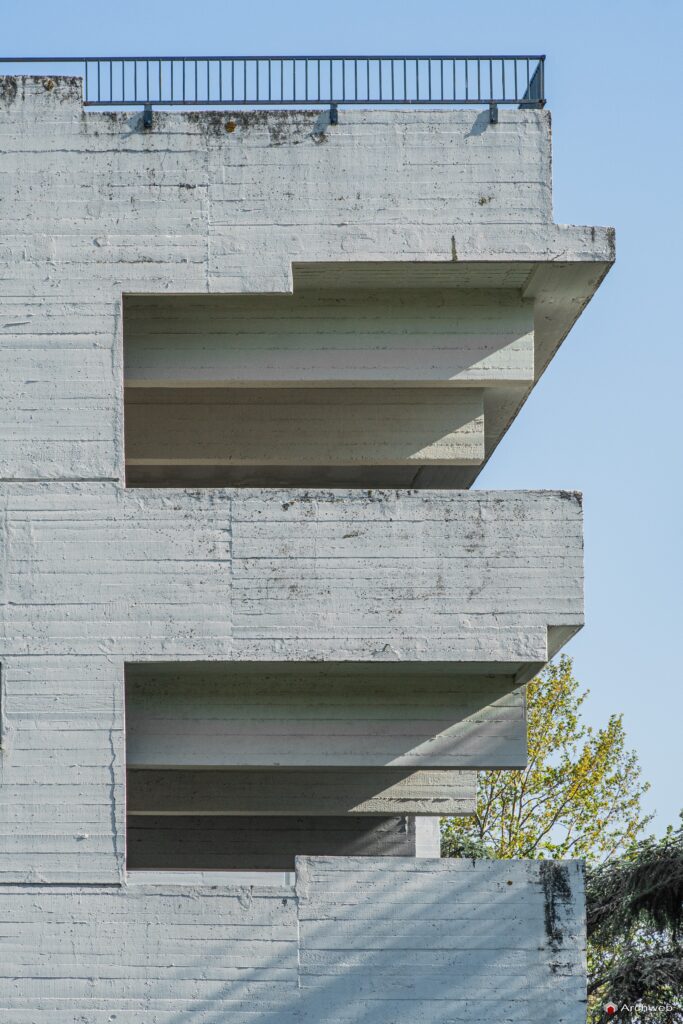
(0, 66, 613, 1021)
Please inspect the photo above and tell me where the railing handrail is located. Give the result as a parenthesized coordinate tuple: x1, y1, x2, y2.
(0, 55, 546, 110)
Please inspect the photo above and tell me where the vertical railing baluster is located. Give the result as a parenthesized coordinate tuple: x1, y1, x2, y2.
(72, 52, 544, 110)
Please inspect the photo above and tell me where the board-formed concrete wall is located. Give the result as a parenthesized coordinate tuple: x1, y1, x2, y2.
(0, 857, 587, 1023)
(0, 77, 612, 485)
(0, 486, 581, 881)
(0, 75, 598, 1014)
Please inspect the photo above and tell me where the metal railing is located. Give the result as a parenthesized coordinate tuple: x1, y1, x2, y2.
(0, 55, 545, 110)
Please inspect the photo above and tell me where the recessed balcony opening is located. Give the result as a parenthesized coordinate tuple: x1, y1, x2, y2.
(124, 661, 519, 873)
(123, 286, 534, 489)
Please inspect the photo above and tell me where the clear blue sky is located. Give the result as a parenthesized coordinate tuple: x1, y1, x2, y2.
(4, 0, 682, 832)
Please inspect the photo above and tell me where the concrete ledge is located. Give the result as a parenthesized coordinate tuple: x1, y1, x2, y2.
(0, 486, 583, 664)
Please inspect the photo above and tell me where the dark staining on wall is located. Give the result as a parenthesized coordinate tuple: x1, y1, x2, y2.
(540, 859, 574, 951)
(184, 108, 322, 146)
(0, 77, 18, 108)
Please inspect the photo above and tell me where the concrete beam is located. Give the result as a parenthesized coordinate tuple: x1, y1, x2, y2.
(125, 664, 526, 770)
(126, 768, 476, 816)
(124, 386, 485, 468)
(123, 289, 534, 388)
(126, 815, 421, 870)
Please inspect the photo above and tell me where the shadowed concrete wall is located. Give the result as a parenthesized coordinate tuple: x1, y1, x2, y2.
(126, 768, 476, 816)
(0, 857, 586, 1022)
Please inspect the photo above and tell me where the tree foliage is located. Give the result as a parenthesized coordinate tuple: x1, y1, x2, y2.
(440, 656, 683, 1023)
(441, 655, 651, 861)
(586, 821, 683, 1022)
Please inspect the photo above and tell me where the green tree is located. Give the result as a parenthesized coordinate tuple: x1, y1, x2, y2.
(587, 821, 683, 1022)
(441, 656, 683, 1023)
(441, 655, 651, 861)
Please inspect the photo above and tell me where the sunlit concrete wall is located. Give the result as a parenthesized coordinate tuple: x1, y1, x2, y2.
(0, 857, 586, 1023)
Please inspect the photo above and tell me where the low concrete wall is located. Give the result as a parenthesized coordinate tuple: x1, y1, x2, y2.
(0, 856, 586, 1023)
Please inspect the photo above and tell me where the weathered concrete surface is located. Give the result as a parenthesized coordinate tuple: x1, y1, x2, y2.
(0, 75, 598, 1012)
(0, 487, 579, 881)
(0, 487, 583, 661)
(0, 857, 586, 1022)
(0, 77, 612, 485)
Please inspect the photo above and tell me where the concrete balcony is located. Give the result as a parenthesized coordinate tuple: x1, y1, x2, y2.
(0, 485, 583, 667)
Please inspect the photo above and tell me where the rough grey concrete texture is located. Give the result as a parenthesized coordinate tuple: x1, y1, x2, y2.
(0, 77, 611, 484)
(0, 857, 586, 1022)
(0, 487, 580, 881)
(0, 75, 598, 1014)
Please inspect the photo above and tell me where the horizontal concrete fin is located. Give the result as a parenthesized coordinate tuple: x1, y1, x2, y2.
(125, 387, 485, 466)
(125, 663, 526, 770)
(123, 289, 534, 387)
(126, 768, 476, 816)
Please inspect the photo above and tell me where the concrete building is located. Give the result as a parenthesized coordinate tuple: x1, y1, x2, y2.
(0, 58, 613, 1021)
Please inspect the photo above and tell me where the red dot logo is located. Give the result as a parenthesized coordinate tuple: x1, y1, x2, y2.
(605, 1003, 618, 1017)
